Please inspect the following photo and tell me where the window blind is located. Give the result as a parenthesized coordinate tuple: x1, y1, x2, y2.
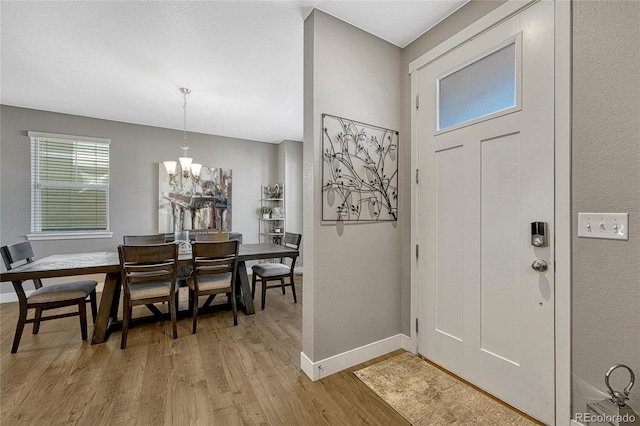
(29, 132, 110, 233)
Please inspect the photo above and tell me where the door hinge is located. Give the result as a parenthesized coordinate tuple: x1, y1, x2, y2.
(415, 244, 419, 259)
(415, 318, 419, 333)
(415, 94, 420, 110)
(415, 168, 419, 184)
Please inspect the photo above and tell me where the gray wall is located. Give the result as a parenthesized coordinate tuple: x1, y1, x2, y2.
(303, 10, 402, 362)
(303, 12, 316, 358)
(0, 105, 279, 293)
(572, 0, 640, 414)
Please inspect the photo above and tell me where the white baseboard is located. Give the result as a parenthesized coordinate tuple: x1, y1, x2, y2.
(401, 333, 417, 353)
(300, 351, 316, 380)
(300, 333, 410, 381)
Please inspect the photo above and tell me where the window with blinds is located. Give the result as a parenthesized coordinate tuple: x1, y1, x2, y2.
(29, 132, 110, 235)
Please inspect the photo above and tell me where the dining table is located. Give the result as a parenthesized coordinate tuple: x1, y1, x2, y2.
(0, 243, 299, 344)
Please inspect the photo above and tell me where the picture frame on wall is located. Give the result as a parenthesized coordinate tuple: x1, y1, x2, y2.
(158, 164, 232, 232)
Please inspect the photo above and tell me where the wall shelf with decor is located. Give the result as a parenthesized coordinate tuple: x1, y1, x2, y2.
(259, 184, 285, 244)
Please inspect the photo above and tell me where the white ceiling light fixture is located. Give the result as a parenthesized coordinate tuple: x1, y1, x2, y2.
(163, 87, 202, 178)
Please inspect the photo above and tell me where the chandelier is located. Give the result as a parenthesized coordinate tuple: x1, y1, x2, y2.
(163, 87, 202, 178)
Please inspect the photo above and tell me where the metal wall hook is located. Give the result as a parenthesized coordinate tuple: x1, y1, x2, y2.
(605, 364, 635, 406)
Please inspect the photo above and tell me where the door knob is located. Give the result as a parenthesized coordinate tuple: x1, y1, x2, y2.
(531, 259, 548, 272)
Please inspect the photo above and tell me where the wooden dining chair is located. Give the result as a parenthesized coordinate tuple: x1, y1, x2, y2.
(194, 232, 229, 242)
(1, 241, 98, 353)
(123, 233, 190, 315)
(128, 233, 187, 291)
(118, 243, 179, 349)
(251, 232, 301, 310)
(123, 234, 166, 245)
(188, 240, 239, 333)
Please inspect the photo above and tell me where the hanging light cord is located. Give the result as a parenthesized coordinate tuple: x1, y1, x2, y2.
(180, 87, 191, 152)
(183, 90, 188, 148)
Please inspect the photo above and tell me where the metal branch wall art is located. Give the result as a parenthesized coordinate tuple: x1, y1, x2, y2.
(322, 114, 399, 222)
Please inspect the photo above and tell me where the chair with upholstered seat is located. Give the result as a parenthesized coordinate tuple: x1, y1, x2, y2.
(1, 241, 98, 353)
(251, 232, 301, 310)
(118, 243, 179, 349)
(188, 240, 239, 333)
(190, 232, 232, 320)
(124, 233, 191, 314)
(124, 233, 184, 316)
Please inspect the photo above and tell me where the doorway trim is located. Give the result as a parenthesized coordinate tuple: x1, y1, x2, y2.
(408, 1, 571, 424)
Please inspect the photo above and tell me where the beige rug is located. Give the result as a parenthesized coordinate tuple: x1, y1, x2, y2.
(354, 352, 537, 426)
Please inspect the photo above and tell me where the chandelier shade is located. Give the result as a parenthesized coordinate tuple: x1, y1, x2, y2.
(179, 156, 192, 171)
(163, 160, 178, 176)
(191, 163, 202, 177)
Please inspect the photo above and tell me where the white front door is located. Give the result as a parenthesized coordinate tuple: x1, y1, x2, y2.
(416, 1, 555, 423)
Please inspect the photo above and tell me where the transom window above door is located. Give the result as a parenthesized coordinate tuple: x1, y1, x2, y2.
(437, 35, 521, 132)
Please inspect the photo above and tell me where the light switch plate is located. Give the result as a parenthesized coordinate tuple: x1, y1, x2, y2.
(578, 213, 629, 240)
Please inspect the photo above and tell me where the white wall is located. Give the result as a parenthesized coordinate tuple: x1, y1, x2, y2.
(0, 105, 279, 293)
(280, 140, 303, 236)
(277, 139, 303, 268)
(303, 10, 402, 363)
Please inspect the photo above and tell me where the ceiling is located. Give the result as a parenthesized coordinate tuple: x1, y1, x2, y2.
(1, 1, 467, 144)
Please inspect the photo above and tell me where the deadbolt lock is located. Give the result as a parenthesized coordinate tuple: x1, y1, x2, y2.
(531, 222, 548, 247)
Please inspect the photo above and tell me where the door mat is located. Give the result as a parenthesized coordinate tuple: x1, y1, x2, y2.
(353, 352, 537, 425)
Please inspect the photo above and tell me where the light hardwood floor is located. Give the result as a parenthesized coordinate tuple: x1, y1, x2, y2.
(1, 277, 410, 425)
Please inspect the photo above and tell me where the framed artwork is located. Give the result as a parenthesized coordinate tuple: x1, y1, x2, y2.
(322, 114, 398, 222)
(272, 207, 285, 219)
(158, 164, 232, 232)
